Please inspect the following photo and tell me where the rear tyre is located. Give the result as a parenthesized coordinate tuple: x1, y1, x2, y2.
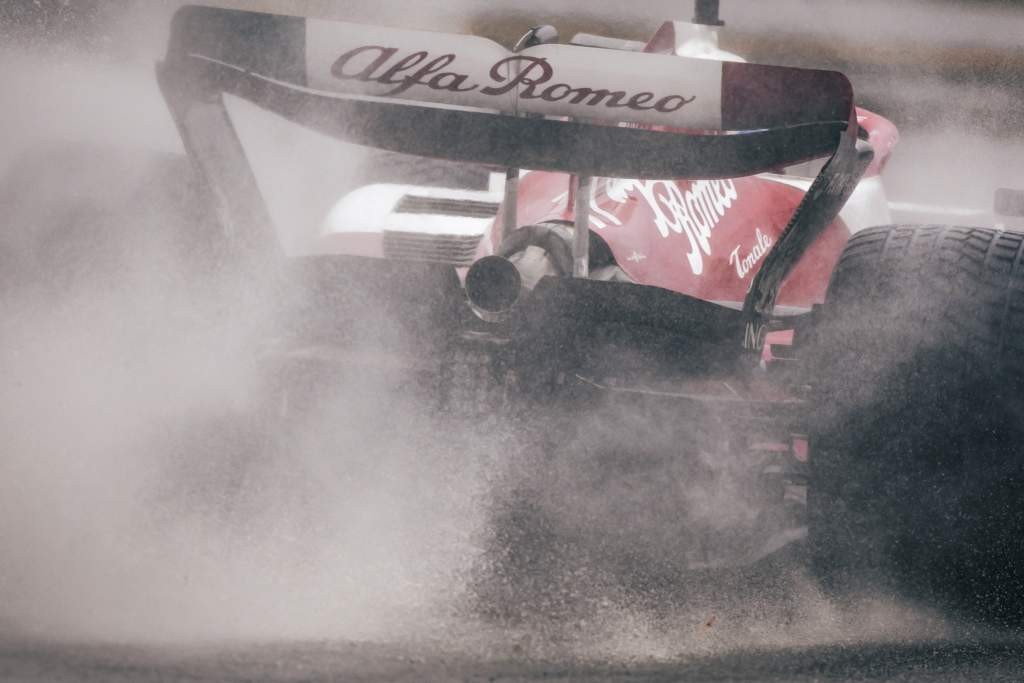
(807, 225, 1024, 624)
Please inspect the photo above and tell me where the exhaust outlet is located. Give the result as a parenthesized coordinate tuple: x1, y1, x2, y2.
(465, 255, 522, 322)
(466, 224, 574, 322)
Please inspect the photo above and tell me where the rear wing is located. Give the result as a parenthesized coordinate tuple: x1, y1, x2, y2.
(157, 6, 873, 347)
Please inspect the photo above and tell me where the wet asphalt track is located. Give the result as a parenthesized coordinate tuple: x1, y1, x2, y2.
(3, 541, 1024, 682)
(3, 634, 1024, 682)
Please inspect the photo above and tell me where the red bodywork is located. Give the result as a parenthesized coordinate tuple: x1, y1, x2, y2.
(493, 172, 844, 309)
(479, 107, 897, 311)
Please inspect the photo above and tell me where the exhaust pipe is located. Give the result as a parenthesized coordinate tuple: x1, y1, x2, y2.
(465, 255, 523, 323)
(465, 224, 575, 322)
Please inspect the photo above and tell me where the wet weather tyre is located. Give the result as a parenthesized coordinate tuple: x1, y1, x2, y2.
(807, 225, 1024, 624)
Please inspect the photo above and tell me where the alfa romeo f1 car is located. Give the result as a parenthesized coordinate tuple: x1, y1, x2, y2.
(150, 1, 1024, 620)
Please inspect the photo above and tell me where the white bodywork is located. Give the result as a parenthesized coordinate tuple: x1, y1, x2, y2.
(302, 19, 726, 129)
(320, 181, 503, 240)
(659, 21, 745, 63)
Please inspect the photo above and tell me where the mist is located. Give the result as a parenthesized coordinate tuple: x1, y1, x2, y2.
(0, 151, 492, 643)
(1, 0, 1020, 664)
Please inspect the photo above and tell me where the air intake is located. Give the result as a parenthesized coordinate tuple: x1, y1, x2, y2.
(382, 231, 483, 267)
(394, 195, 500, 220)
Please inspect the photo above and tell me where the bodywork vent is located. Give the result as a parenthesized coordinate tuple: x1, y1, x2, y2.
(382, 231, 483, 267)
(394, 195, 500, 219)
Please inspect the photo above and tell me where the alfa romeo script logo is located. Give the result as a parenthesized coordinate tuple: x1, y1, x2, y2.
(331, 47, 698, 114)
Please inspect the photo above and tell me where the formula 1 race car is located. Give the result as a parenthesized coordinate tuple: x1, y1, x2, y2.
(52, 0, 1024, 621)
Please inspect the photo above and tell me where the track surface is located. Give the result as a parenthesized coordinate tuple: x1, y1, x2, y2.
(3, 637, 1024, 682)
(2, 541, 1023, 682)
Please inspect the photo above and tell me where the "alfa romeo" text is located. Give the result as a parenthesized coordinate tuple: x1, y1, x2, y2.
(331, 47, 697, 114)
